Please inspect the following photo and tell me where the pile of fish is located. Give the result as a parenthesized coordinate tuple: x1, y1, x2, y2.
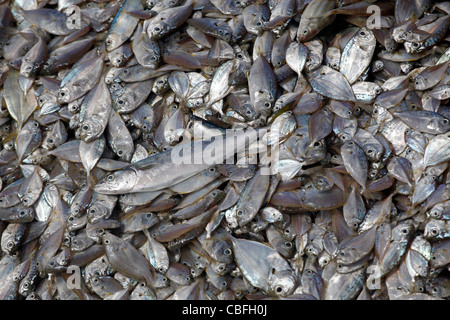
(0, 0, 449, 300)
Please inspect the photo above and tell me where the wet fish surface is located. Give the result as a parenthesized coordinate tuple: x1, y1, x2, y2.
(0, 0, 448, 301)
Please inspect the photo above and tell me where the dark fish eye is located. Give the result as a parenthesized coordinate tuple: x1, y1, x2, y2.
(154, 27, 161, 32)
(236, 53, 243, 59)
(412, 42, 419, 48)
(107, 174, 115, 181)
(359, 31, 365, 36)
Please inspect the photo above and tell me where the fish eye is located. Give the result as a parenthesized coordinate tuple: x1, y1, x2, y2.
(275, 286, 283, 293)
(237, 209, 243, 216)
(442, 119, 448, 124)
(236, 53, 243, 59)
(313, 141, 321, 147)
(412, 42, 419, 48)
(431, 229, 438, 235)
(68, 216, 74, 222)
(359, 31, 366, 36)
(7, 241, 13, 248)
(19, 210, 26, 216)
(154, 27, 161, 32)
(117, 99, 124, 105)
(118, 150, 123, 156)
(284, 242, 292, 248)
(255, 21, 262, 27)
(375, 88, 382, 94)
(96, 228, 105, 235)
(303, 29, 308, 34)
(264, 102, 271, 108)
(157, 79, 164, 84)
(150, 56, 157, 61)
(209, 167, 215, 172)
(218, 30, 224, 35)
(104, 239, 110, 244)
(224, 248, 232, 255)
(366, 149, 373, 154)
(107, 174, 115, 181)
(401, 228, 408, 234)
(106, 39, 112, 46)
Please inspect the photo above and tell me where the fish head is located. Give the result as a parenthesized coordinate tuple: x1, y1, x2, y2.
(114, 95, 132, 114)
(105, 33, 121, 52)
(216, 25, 232, 42)
(41, 59, 54, 75)
(141, 54, 160, 69)
(16, 206, 35, 222)
(20, 61, 38, 78)
(392, 220, 414, 241)
(413, 76, 426, 90)
(268, 271, 296, 297)
(110, 53, 125, 68)
(147, 21, 168, 40)
(424, 219, 444, 239)
(93, 168, 139, 195)
(57, 87, 73, 104)
(357, 27, 375, 46)
(87, 203, 110, 224)
(254, 95, 273, 118)
(186, 97, 204, 109)
(80, 117, 104, 142)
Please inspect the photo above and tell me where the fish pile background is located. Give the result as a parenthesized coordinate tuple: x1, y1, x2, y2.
(0, 0, 449, 300)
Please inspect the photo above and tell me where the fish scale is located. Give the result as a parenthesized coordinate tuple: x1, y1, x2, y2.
(0, 0, 449, 301)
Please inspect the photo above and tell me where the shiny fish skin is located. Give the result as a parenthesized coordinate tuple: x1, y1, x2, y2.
(0, 0, 449, 302)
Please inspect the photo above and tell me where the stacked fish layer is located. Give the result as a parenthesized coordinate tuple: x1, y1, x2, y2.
(0, 0, 449, 300)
